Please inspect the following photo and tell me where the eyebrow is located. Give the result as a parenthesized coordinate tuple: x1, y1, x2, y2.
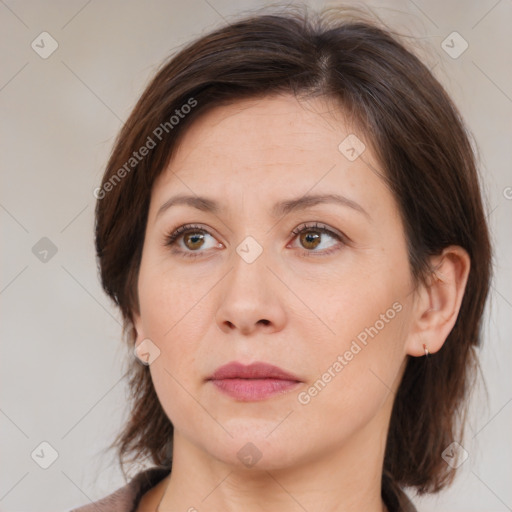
(156, 193, 370, 220)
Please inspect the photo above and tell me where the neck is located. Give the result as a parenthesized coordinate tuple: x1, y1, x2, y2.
(158, 416, 390, 512)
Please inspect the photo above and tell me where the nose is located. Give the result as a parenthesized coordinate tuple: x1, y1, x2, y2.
(215, 250, 286, 336)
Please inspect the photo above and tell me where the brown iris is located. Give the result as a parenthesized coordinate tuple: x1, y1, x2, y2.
(299, 230, 321, 250)
(183, 232, 205, 250)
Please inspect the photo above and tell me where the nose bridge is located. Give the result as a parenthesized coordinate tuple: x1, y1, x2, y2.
(228, 236, 272, 301)
(215, 236, 285, 334)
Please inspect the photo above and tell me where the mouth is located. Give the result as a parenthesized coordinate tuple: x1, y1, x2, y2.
(207, 361, 302, 402)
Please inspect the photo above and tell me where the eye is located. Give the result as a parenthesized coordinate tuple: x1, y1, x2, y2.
(164, 224, 223, 258)
(164, 222, 347, 259)
(289, 222, 346, 256)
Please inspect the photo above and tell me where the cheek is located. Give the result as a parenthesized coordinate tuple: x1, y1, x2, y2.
(293, 261, 409, 414)
(137, 264, 208, 410)
(137, 256, 212, 340)
(147, 358, 215, 449)
(140, 279, 207, 433)
(294, 302, 408, 444)
(292, 257, 406, 352)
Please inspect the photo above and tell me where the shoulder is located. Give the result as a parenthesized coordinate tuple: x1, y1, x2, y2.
(68, 466, 171, 512)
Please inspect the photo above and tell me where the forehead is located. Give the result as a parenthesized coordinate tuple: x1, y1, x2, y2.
(149, 93, 394, 222)
(168, 94, 353, 166)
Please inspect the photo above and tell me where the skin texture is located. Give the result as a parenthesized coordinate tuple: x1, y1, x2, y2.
(133, 94, 470, 512)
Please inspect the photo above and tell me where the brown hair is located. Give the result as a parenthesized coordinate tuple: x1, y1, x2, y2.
(95, 3, 492, 499)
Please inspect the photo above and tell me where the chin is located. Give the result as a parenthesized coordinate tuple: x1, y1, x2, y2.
(194, 426, 309, 472)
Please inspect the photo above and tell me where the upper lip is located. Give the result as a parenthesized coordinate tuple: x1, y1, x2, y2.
(208, 361, 301, 381)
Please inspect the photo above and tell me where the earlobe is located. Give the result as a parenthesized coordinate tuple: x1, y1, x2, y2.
(406, 246, 471, 357)
(131, 312, 152, 364)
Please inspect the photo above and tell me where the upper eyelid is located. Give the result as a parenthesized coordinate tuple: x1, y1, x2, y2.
(290, 222, 345, 239)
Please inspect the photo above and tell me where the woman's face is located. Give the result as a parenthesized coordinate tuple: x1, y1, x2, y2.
(134, 94, 417, 471)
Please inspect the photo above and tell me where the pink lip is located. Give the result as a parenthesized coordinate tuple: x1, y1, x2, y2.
(208, 362, 301, 402)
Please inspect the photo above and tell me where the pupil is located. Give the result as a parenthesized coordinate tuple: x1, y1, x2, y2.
(186, 233, 203, 249)
(303, 231, 320, 249)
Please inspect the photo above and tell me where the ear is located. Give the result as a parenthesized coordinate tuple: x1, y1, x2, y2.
(406, 246, 470, 357)
(132, 311, 146, 350)
(131, 312, 160, 366)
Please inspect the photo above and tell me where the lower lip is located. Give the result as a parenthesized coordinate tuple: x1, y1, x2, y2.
(210, 378, 300, 401)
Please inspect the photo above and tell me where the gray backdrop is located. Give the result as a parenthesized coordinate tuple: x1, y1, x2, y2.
(1, 0, 511, 510)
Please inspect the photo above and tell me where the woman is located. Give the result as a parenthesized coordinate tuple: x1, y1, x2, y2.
(71, 4, 491, 511)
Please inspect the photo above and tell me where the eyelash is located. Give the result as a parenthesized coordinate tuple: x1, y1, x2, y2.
(164, 222, 347, 259)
